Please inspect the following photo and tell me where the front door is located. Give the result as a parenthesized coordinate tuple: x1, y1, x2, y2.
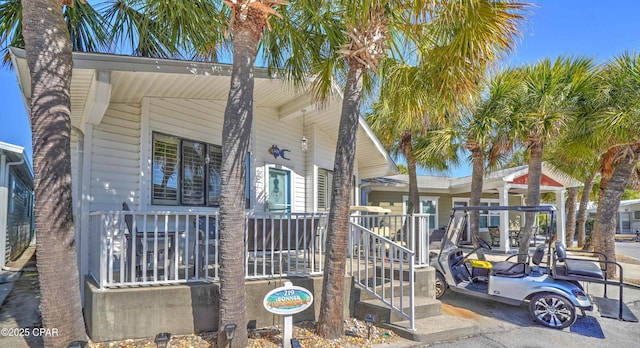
(268, 168, 291, 212)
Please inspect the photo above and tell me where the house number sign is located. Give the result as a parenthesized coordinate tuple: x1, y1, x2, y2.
(263, 282, 313, 315)
(263, 282, 313, 348)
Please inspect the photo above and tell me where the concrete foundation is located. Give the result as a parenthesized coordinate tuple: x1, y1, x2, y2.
(84, 275, 353, 342)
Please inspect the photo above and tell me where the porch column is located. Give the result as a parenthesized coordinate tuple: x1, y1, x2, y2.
(556, 189, 566, 245)
(498, 185, 510, 253)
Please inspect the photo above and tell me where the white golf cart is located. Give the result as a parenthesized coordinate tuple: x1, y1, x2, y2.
(433, 205, 638, 329)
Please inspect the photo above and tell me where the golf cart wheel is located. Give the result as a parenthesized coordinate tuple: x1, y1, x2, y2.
(529, 292, 576, 329)
(435, 272, 447, 299)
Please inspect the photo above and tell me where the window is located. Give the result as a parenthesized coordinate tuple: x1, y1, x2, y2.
(479, 201, 500, 228)
(268, 168, 291, 212)
(152, 132, 222, 206)
(318, 168, 333, 211)
(634, 210, 640, 220)
(403, 196, 438, 229)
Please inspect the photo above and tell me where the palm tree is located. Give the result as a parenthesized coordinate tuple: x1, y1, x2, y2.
(543, 70, 603, 248)
(511, 56, 596, 258)
(463, 68, 521, 254)
(215, 1, 288, 346)
(589, 51, 640, 277)
(309, 0, 528, 338)
(22, 1, 87, 346)
(4, 2, 230, 345)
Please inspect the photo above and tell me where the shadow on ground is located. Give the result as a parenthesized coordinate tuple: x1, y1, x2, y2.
(0, 250, 44, 348)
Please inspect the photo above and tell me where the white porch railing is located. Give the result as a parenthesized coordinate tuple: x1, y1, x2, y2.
(88, 211, 328, 289)
(88, 210, 431, 289)
(348, 222, 416, 331)
(349, 213, 432, 267)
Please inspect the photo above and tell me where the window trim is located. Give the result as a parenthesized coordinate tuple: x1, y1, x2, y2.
(151, 131, 222, 207)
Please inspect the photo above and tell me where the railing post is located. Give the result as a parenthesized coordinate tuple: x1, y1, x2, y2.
(99, 213, 107, 289)
(409, 252, 416, 331)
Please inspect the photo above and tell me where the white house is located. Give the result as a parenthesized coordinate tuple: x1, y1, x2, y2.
(588, 199, 640, 235)
(10, 47, 399, 341)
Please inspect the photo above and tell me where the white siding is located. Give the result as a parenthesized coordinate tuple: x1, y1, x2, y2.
(88, 103, 141, 211)
(253, 107, 306, 212)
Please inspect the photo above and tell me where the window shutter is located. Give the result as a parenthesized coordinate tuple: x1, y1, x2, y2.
(181, 140, 206, 205)
(152, 134, 179, 204)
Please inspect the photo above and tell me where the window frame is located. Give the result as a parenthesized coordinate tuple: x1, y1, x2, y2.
(151, 131, 222, 207)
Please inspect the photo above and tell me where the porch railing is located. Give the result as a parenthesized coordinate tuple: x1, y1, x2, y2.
(88, 210, 431, 289)
(348, 221, 416, 331)
(88, 211, 328, 289)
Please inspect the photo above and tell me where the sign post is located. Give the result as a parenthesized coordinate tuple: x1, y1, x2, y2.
(263, 281, 314, 348)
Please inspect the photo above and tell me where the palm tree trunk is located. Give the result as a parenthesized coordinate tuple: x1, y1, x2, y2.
(518, 141, 543, 260)
(592, 146, 640, 278)
(564, 186, 579, 247)
(401, 131, 420, 215)
(317, 64, 364, 339)
(400, 131, 423, 256)
(468, 145, 486, 260)
(23, 1, 86, 346)
(577, 171, 596, 248)
(218, 21, 259, 348)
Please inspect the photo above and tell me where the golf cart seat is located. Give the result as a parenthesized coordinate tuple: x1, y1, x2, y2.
(490, 251, 532, 278)
(554, 241, 604, 280)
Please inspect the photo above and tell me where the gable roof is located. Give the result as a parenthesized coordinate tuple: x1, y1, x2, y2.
(9, 47, 396, 179)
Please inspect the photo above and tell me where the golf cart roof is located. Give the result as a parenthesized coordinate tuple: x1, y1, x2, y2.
(451, 205, 556, 213)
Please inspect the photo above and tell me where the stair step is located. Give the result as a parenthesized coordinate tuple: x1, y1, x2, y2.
(356, 280, 413, 301)
(354, 295, 441, 324)
(389, 314, 481, 344)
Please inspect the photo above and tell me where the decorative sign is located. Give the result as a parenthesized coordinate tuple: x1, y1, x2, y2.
(263, 283, 314, 315)
(268, 145, 290, 160)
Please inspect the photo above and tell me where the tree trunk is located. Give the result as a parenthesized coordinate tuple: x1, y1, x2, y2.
(217, 19, 260, 348)
(564, 186, 579, 247)
(518, 140, 543, 261)
(592, 146, 639, 278)
(577, 171, 596, 248)
(23, 1, 86, 346)
(401, 131, 420, 215)
(468, 144, 485, 260)
(400, 131, 422, 257)
(317, 64, 364, 339)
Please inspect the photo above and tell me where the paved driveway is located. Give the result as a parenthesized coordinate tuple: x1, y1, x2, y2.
(424, 287, 640, 347)
(616, 241, 640, 260)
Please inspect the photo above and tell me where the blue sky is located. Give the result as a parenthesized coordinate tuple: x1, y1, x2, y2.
(2, 1, 640, 176)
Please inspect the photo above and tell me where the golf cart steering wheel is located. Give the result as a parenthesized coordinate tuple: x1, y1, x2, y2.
(478, 237, 492, 251)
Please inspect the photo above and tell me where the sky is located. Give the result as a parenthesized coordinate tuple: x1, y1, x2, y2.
(1, 1, 640, 177)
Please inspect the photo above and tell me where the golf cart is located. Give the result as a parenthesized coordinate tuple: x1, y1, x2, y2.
(433, 205, 638, 329)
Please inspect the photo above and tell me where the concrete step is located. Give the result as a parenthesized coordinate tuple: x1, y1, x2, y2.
(388, 313, 481, 344)
(354, 295, 441, 324)
(355, 279, 414, 302)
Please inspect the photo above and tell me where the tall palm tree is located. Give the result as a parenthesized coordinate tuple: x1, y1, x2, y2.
(310, 0, 528, 338)
(215, 1, 288, 346)
(590, 51, 640, 277)
(543, 68, 603, 248)
(22, 1, 87, 346)
(512, 56, 596, 258)
(463, 68, 521, 253)
(4, 2, 230, 345)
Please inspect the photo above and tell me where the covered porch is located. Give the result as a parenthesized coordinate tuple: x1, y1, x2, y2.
(84, 208, 434, 341)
